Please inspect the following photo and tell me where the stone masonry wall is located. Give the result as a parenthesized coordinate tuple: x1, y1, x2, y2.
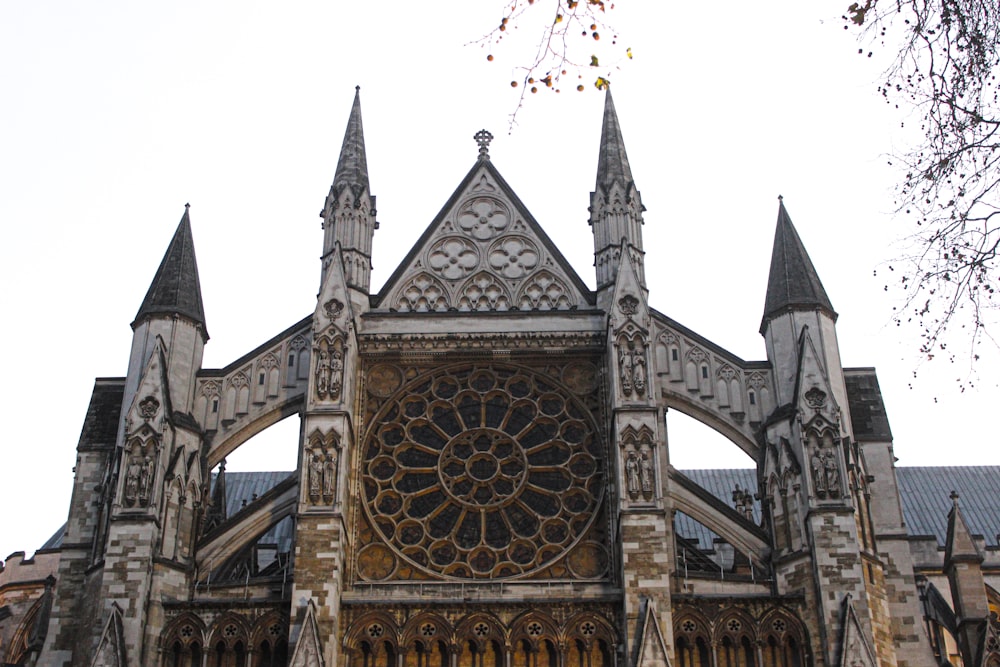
(290, 514, 345, 667)
(620, 511, 673, 666)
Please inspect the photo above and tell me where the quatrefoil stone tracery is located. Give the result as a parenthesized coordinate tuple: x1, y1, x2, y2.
(488, 237, 539, 279)
(458, 198, 510, 240)
(428, 237, 479, 281)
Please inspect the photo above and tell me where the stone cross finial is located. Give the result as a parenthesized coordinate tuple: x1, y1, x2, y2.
(474, 129, 493, 160)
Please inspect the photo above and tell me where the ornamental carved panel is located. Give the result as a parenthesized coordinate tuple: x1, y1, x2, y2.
(356, 361, 609, 582)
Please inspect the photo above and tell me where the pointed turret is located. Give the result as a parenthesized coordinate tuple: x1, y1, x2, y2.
(133, 205, 208, 338)
(945, 491, 984, 566)
(589, 88, 645, 293)
(944, 492, 989, 666)
(321, 87, 378, 295)
(761, 198, 835, 332)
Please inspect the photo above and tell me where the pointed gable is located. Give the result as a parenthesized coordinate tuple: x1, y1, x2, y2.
(375, 157, 593, 313)
(134, 206, 208, 337)
(630, 598, 670, 667)
(125, 337, 172, 436)
(793, 326, 840, 429)
(837, 595, 877, 667)
(289, 601, 325, 667)
(90, 603, 127, 667)
(945, 492, 984, 566)
(761, 198, 835, 332)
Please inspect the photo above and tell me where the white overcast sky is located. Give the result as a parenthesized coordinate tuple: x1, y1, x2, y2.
(2, 2, 996, 560)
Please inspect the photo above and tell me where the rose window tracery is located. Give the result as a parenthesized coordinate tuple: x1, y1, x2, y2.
(361, 364, 604, 580)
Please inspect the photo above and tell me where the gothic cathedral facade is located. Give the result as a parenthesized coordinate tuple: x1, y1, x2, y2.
(7, 90, 999, 667)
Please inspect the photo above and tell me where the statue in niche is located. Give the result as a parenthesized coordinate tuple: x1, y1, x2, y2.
(124, 457, 142, 506)
(322, 450, 338, 502)
(329, 350, 343, 399)
(625, 450, 640, 500)
(640, 451, 654, 497)
(811, 449, 827, 497)
(316, 350, 330, 397)
(309, 452, 324, 502)
(138, 456, 154, 505)
(632, 343, 647, 396)
(619, 345, 634, 396)
(823, 450, 841, 498)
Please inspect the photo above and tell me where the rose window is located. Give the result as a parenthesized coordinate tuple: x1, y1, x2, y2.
(362, 364, 603, 580)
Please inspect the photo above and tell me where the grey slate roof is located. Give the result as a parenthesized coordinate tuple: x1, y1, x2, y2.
(76, 378, 125, 450)
(897, 467, 1000, 546)
(595, 88, 635, 191)
(844, 368, 893, 441)
(133, 207, 208, 335)
(760, 200, 836, 331)
(211, 471, 296, 553)
(675, 469, 761, 551)
(675, 466, 1000, 551)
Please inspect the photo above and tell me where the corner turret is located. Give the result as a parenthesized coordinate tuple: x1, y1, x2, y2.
(124, 206, 207, 420)
(589, 88, 645, 294)
(944, 492, 989, 666)
(133, 204, 207, 337)
(320, 87, 378, 298)
(759, 198, 847, 415)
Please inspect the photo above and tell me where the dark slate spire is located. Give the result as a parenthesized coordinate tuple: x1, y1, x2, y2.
(331, 86, 369, 199)
(761, 198, 836, 331)
(595, 87, 634, 191)
(133, 205, 208, 337)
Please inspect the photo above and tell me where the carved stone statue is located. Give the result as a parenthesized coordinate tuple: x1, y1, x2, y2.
(811, 449, 826, 497)
(322, 450, 337, 501)
(632, 344, 647, 396)
(329, 350, 344, 399)
(124, 458, 141, 506)
(316, 350, 330, 397)
(639, 451, 653, 497)
(823, 450, 841, 498)
(138, 456, 153, 505)
(619, 346, 634, 396)
(309, 452, 324, 502)
(625, 450, 640, 499)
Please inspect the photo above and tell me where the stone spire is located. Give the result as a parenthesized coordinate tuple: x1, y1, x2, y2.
(331, 86, 369, 201)
(589, 87, 645, 292)
(133, 205, 208, 339)
(321, 87, 378, 292)
(760, 198, 836, 332)
(595, 88, 634, 191)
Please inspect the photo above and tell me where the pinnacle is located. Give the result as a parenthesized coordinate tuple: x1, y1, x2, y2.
(331, 87, 369, 197)
(761, 198, 836, 331)
(133, 206, 208, 337)
(595, 87, 634, 190)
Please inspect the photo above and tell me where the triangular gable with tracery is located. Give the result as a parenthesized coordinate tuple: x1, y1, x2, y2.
(374, 153, 593, 313)
(837, 594, 877, 667)
(90, 603, 126, 667)
(289, 601, 325, 667)
(631, 598, 672, 667)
